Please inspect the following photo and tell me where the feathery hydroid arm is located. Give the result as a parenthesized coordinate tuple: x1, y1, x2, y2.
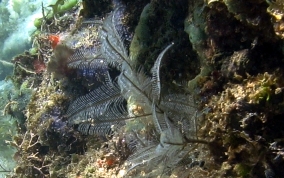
(151, 43, 174, 103)
(66, 83, 128, 124)
(100, 6, 132, 69)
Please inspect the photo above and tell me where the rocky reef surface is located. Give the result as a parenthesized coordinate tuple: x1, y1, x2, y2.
(2, 0, 284, 177)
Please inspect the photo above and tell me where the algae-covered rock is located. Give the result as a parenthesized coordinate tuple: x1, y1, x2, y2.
(266, 0, 284, 39)
(184, 1, 212, 91)
(129, 4, 151, 64)
(7, 0, 284, 177)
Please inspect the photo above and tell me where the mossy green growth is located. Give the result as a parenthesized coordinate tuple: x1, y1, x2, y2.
(129, 4, 151, 64)
(34, 0, 78, 28)
(29, 47, 38, 55)
(248, 72, 277, 104)
(19, 80, 31, 93)
(58, 0, 78, 13)
(184, 2, 206, 52)
(184, 22, 206, 49)
(233, 163, 251, 177)
(50, 0, 78, 16)
(34, 17, 43, 29)
(184, 1, 212, 91)
(255, 86, 272, 102)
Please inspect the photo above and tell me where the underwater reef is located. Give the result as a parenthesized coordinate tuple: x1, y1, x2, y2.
(3, 0, 284, 177)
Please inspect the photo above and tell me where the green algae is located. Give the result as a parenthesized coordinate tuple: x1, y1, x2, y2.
(129, 4, 151, 64)
(33, 0, 78, 29)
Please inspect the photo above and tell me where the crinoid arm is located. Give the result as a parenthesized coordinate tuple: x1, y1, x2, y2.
(151, 43, 174, 103)
(100, 6, 132, 70)
(65, 83, 127, 125)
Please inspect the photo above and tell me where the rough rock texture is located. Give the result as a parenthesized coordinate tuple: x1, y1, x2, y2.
(5, 0, 284, 177)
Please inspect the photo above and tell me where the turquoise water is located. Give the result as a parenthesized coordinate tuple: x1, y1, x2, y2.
(0, 80, 17, 177)
(0, 0, 58, 80)
(0, 0, 52, 175)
